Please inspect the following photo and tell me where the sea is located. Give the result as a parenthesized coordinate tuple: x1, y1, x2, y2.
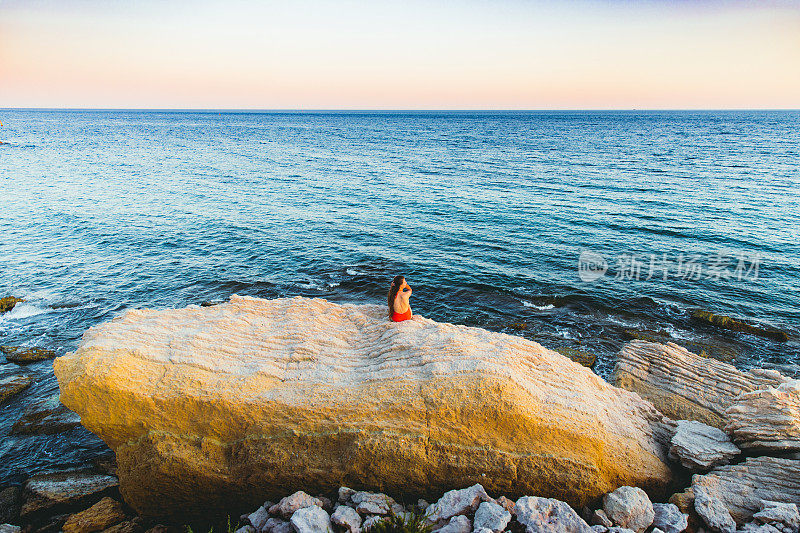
(1, 109, 798, 485)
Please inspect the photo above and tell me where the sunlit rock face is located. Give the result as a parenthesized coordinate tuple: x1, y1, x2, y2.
(54, 296, 674, 519)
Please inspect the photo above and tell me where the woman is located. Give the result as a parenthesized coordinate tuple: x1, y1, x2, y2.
(388, 275, 412, 322)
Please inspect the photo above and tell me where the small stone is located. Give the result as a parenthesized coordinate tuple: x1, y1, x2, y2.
(693, 486, 736, 533)
(0, 375, 32, 405)
(669, 420, 740, 471)
(0, 525, 21, 533)
(434, 515, 471, 533)
(418, 500, 430, 512)
(428, 485, 490, 522)
(361, 516, 385, 531)
(264, 517, 289, 533)
(270, 491, 322, 519)
(351, 492, 392, 516)
(752, 501, 800, 533)
(651, 503, 688, 533)
(602, 486, 654, 533)
(62, 497, 127, 533)
(514, 496, 593, 533)
(591, 510, 613, 528)
(473, 502, 511, 533)
(331, 505, 361, 533)
(235, 527, 256, 533)
(271, 522, 293, 533)
(669, 490, 695, 515)
(248, 506, 270, 531)
(339, 488, 356, 504)
(290, 506, 332, 533)
(652, 529, 665, 533)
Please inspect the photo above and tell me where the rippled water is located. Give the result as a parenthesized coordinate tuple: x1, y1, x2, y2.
(1, 109, 799, 483)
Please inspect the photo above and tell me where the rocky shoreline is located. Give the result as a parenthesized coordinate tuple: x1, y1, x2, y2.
(2, 296, 799, 533)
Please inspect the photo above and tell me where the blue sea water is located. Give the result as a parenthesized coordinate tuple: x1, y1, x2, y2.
(1, 109, 799, 483)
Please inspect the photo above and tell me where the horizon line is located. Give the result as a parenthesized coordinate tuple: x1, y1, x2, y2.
(2, 107, 800, 113)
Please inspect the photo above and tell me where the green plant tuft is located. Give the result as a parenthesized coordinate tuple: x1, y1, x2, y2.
(364, 510, 433, 533)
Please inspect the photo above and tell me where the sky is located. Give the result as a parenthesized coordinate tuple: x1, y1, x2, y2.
(1, 0, 799, 109)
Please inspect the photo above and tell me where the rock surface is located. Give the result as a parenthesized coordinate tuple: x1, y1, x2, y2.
(651, 503, 688, 533)
(331, 505, 361, 533)
(694, 485, 736, 533)
(19, 471, 119, 517)
(669, 420, 740, 471)
(0, 375, 32, 404)
(54, 296, 674, 518)
(269, 492, 322, 519)
(434, 515, 471, 533)
(290, 506, 332, 533)
(62, 497, 126, 533)
(614, 340, 789, 428)
(1, 346, 56, 364)
(691, 457, 800, 526)
(472, 501, 511, 533)
(514, 496, 593, 533)
(602, 486, 654, 533)
(752, 501, 800, 533)
(427, 485, 490, 523)
(725, 381, 800, 452)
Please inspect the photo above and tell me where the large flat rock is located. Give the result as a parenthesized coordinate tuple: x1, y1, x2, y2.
(54, 296, 674, 518)
(614, 340, 789, 428)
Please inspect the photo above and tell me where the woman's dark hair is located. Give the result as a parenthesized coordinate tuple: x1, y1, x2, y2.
(388, 275, 406, 316)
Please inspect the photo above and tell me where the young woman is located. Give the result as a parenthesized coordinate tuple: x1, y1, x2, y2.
(388, 275, 412, 322)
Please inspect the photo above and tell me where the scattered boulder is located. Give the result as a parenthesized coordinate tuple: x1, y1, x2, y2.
(54, 296, 676, 517)
(1, 346, 56, 364)
(361, 516, 384, 531)
(290, 506, 332, 533)
(651, 503, 688, 533)
(331, 505, 361, 533)
(0, 375, 32, 404)
(602, 487, 654, 533)
(20, 471, 119, 518)
(472, 501, 511, 533)
(752, 501, 800, 533)
(514, 496, 593, 533)
(433, 515, 471, 533)
(694, 485, 736, 533)
(614, 340, 789, 428)
(269, 492, 322, 519)
(725, 381, 800, 452)
(669, 420, 740, 471)
(62, 497, 127, 533)
(690, 310, 789, 342)
(351, 492, 392, 516)
(247, 505, 270, 531)
(426, 485, 490, 523)
(0, 525, 21, 533)
(0, 297, 24, 314)
(338, 488, 356, 504)
(691, 457, 800, 525)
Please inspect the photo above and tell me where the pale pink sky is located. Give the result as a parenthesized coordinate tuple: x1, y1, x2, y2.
(1, 0, 799, 109)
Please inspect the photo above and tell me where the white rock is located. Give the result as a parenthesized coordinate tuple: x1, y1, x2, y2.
(725, 381, 800, 452)
(670, 420, 740, 471)
(614, 341, 789, 428)
(607, 529, 636, 533)
(591, 527, 608, 533)
(752, 501, 800, 533)
(235, 526, 256, 533)
(428, 485, 490, 522)
(652, 503, 688, 533)
(248, 506, 270, 531)
(514, 496, 593, 533)
(692, 457, 800, 525)
(694, 486, 736, 533)
(264, 518, 290, 533)
(339, 488, 356, 504)
(739, 524, 784, 533)
(652, 529, 666, 533)
(352, 492, 393, 516)
(271, 491, 323, 519)
(473, 502, 511, 533)
(0, 526, 21, 533)
(475, 529, 494, 533)
(272, 522, 294, 533)
(418, 500, 430, 511)
(290, 506, 332, 533)
(361, 516, 385, 531)
(331, 505, 362, 533)
(434, 515, 471, 533)
(591, 510, 613, 528)
(602, 486, 654, 533)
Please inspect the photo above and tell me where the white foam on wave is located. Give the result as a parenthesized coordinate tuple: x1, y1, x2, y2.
(520, 300, 555, 310)
(0, 302, 52, 322)
(346, 268, 366, 276)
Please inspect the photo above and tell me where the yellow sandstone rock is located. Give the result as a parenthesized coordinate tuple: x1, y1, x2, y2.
(54, 296, 674, 519)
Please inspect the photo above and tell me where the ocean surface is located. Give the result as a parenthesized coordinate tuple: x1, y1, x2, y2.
(1, 109, 799, 484)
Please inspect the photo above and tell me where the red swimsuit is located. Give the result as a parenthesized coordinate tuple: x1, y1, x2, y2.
(391, 308, 412, 322)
